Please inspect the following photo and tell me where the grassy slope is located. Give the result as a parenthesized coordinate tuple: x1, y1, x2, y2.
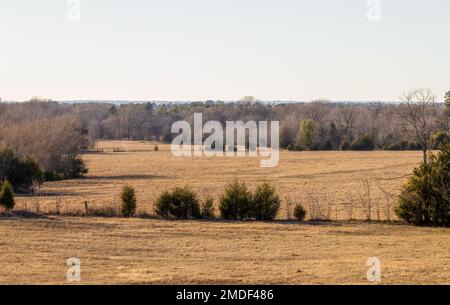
(1, 216, 449, 284)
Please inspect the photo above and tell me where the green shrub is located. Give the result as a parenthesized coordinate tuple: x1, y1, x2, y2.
(155, 187, 201, 219)
(297, 120, 319, 150)
(395, 144, 450, 226)
(293, 204, 306, 221)
(0, 148, 42, 192)
(387, 141, 421, 151)
(219, 180, 252, 219)
(251, 181, 280, 220)
(201, 196, 215, 219)
(43, 170, 65, 182)
(42, 157, 87, 181)
(0, 181, 15, 211)
(23, 157, 43, 187)
(340, 141, 350, 151)
(350, 134, 375, 151)
(154, 191, 171, 217)
(56, 156, 88, 179)
(432, 131, 450, 149)
(120, 185, 137, 217)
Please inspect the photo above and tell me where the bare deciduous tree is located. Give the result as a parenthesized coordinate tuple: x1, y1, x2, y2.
(396, 88, 436, 165)
(336, 105, 356, 143)
(357, 174, 372, 221)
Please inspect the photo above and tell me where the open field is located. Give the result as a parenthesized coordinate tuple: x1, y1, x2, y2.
(0, 216, 449, 284)
(3, 141, 449, 284)
(16, 140, 423, 220)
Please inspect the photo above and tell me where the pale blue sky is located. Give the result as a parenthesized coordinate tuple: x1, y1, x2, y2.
(1, 0, 449, 102)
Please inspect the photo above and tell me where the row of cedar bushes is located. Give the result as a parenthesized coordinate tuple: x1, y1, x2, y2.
(120, 180, 307, 221)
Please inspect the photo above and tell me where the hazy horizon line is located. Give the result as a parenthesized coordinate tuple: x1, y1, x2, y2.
(2, 99, 447, 105)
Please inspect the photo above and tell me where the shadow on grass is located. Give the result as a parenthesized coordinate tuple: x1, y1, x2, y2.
(82, 174, 170, 180)
(0, 210, 49, 220)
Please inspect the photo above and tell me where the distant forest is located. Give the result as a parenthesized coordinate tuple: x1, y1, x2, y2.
(1, 92, 449, 189)
(1, 94, 449, 151)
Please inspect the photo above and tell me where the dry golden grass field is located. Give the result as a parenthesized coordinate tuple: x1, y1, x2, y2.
(0, 217, 449, 284)
(15, 140, 424, 220)
(1, 140, 449, 284)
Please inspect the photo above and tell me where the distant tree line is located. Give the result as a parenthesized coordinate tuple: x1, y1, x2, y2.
(0, 99, 88, 192)
(1, 91, 449, 192)
(2, 93, 449, 149)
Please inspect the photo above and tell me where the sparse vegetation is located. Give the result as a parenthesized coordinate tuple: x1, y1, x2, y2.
(11, 141, 431, 221)
(201, 196, 215, 219)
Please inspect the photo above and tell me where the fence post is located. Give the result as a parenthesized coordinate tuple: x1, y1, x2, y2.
(84, 201, 89, 216)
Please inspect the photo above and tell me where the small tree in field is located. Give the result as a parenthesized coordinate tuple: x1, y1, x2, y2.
(219, 180, 252, 220)
(120, 185, 137, 217)
(294, 204, 306, 221)
(0, 181, 15, 212)
(252, 181, 280, 220)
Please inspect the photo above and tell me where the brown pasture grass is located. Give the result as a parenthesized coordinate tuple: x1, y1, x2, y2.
(2, 141, 449, 284)
(16, 140, 421, 220)
(0, 216, 449, 284)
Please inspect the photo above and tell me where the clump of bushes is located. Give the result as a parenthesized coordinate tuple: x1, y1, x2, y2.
(252, 181, 280, 221)
(219, 180, 281, 221)
(0, 181, 15, 212)
(293, 204, 306, 221)
(154, 182, 283, 221)
(350, 134, 375, 151)
(385, 140, 421, 151)
(431, 131, 450, 149)
(44, 157, 88, 181)
(395, 143, 450, 226)
(0, 148, 42, 192)
(121, 185, 137, 217)
(155, 186, 201, 219)
(340, 141, 350, 151)
(0, 147, 88, 192)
